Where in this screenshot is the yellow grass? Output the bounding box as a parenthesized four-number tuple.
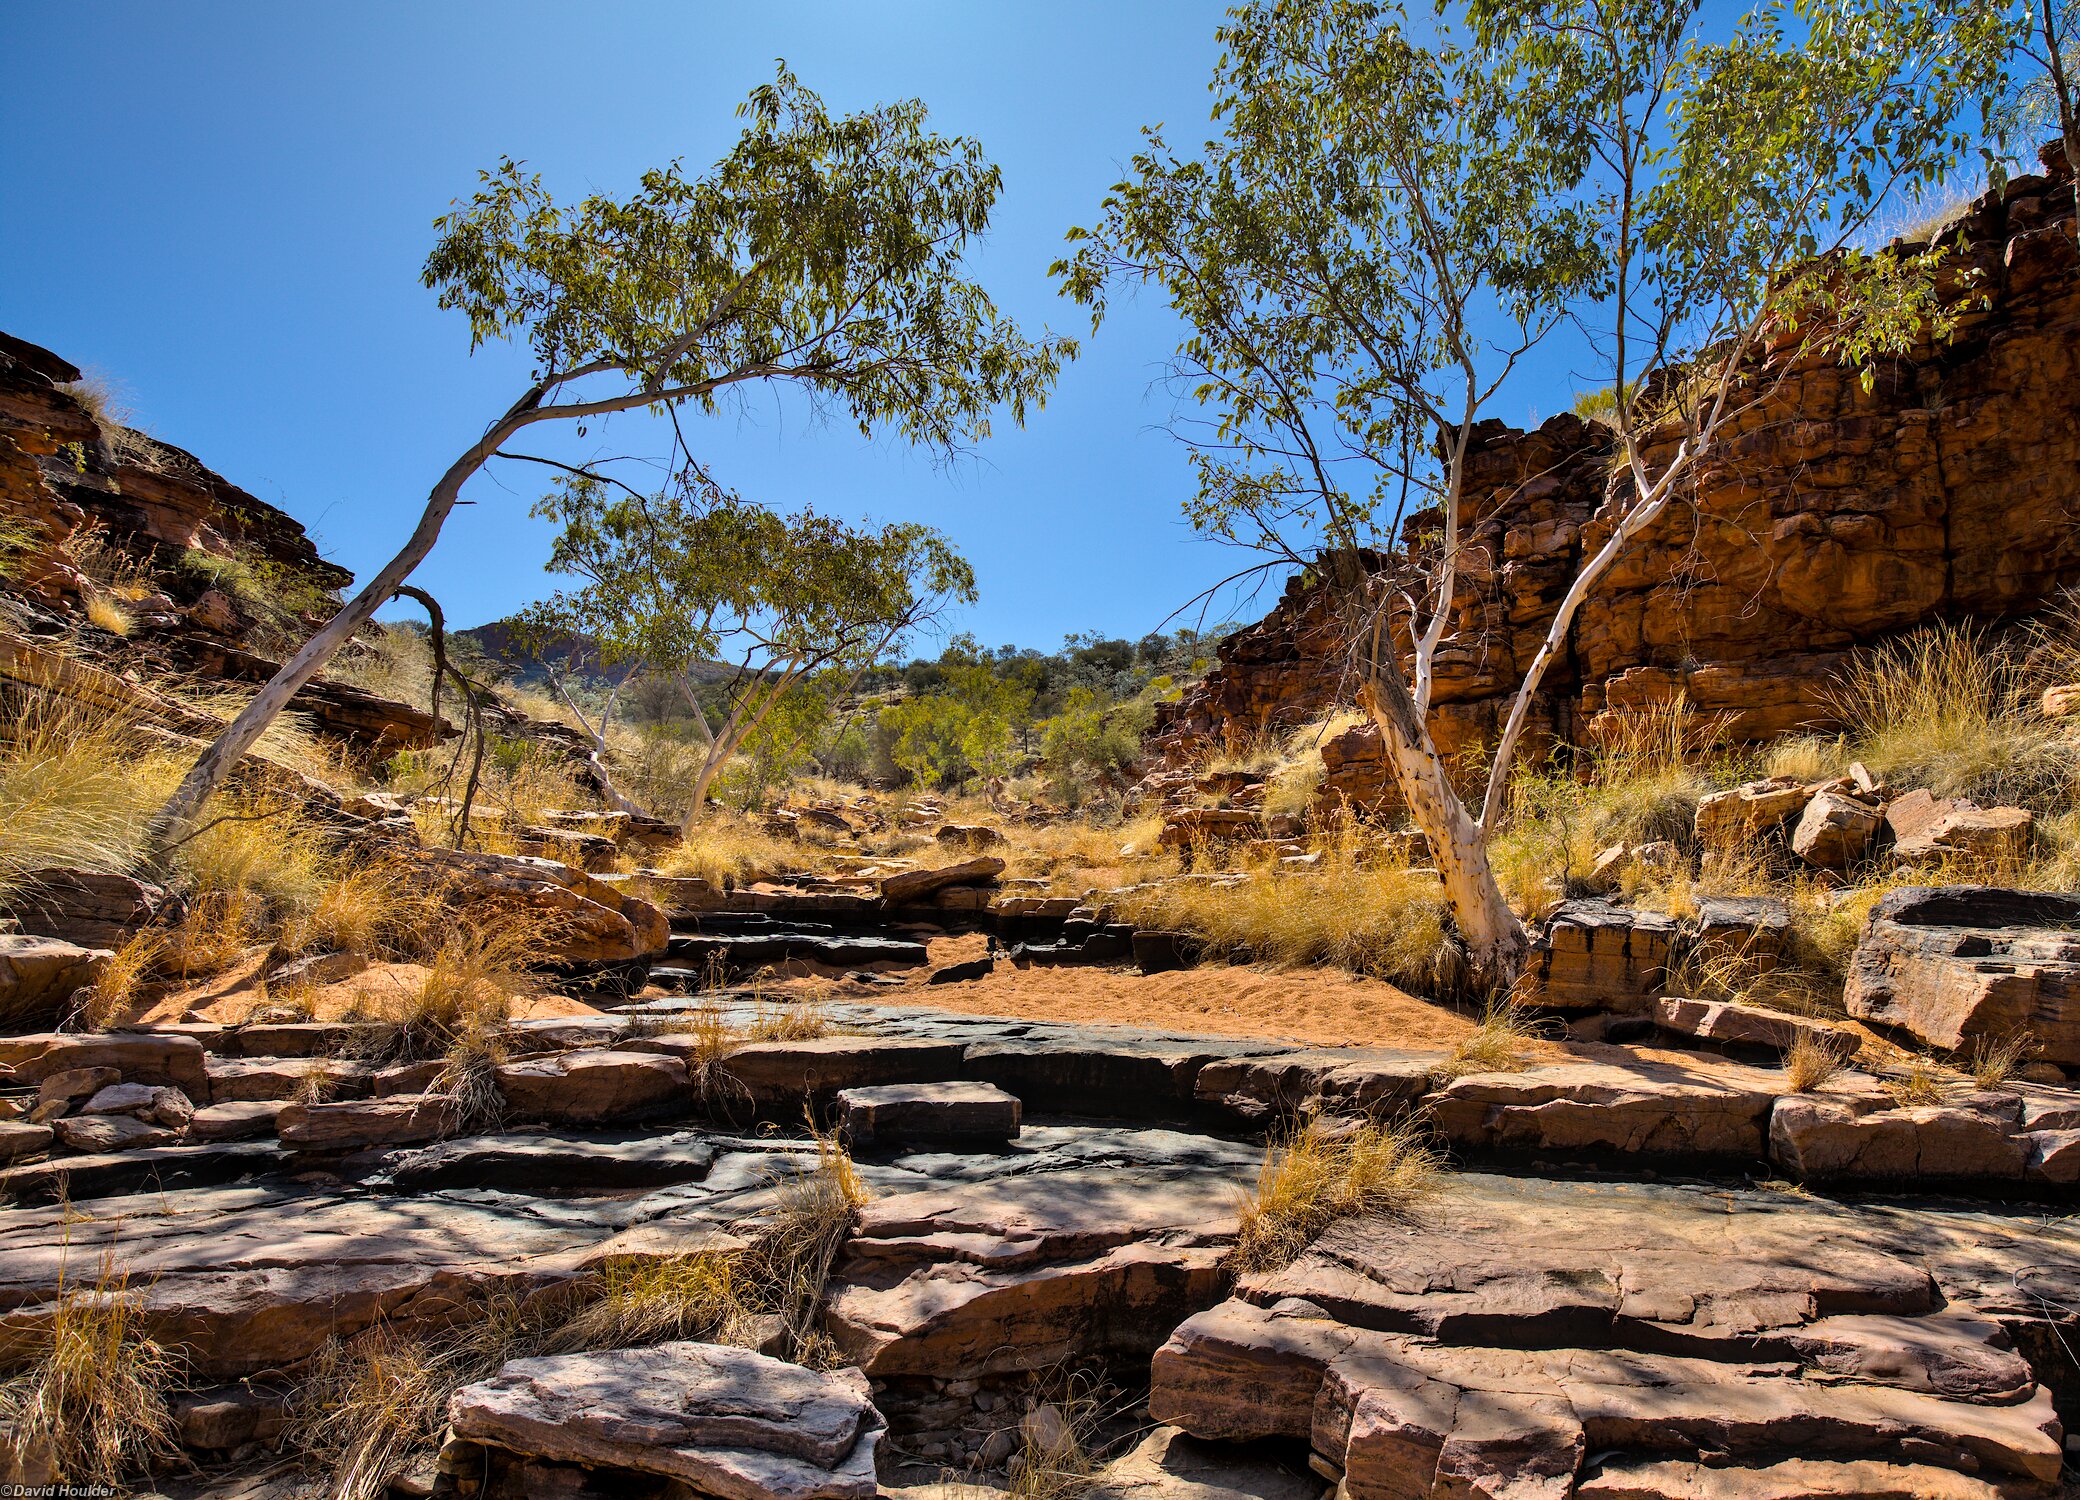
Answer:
(1782, 1031, 1854, 1093)
(1112, 848, 1456, 991)
(1436, 1003, 1543, 1081)
(0, 1262, 181, 1486)
(1232, 1116, 1443, 1273)
(1885, 1054, 1958, 1107)
(0, 695, 180, 904)
(1834, 621, 2076, 814)
(654, 811, 799, 887)
(83, 592, 133, 637)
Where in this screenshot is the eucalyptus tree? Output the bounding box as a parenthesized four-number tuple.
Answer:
(144, 67, 1068, 862)
(1058, 0, 2011, 985)
(522, 470, 974, 827)
(2000, 0, 2077, 219)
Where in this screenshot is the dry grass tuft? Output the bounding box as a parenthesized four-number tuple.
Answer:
(1435, 1003, 1544, 1081)
(82, 593, 133, 637)
(1885, 1054, 1958, 1107)
(348, 910, 545, 1063)
(1967, 1032, 2035, 1091)
(1835, 621, 2077, 815)
(71, 929, 168, 1030)
(1232, 1115, 1443, 1273)
(545, 1252, 748, 1355)
(1008, 1373, 1114, 1500)
(0, 695, 180, 905)
(1782, 1031, 1855, 1093)
(0, 1263, 182, 1486)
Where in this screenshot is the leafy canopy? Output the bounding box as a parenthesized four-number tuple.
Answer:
(1055, 0, 2015, 559)
(424, 64, 1073, 448)
(520, 471, 976, 678)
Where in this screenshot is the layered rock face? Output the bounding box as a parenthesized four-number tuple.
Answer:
(1150, 151, 2080, 810)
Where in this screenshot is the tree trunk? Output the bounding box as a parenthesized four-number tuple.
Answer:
(1355, 672, 1526, 993)
(141, 402, 536, 871)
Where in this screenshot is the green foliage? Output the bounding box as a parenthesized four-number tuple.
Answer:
(423, 64, 1071, 448)
(523, 472, 974, 681)
(1039, 681, 1174, 806)
(178, 547, 339, 631)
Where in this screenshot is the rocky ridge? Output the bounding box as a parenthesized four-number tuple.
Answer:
(1147, 148, 2080, 814)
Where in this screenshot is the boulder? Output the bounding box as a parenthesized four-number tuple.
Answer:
(835, 1081, 1020, 1150)
(1889, 795, 2034, 867)
(1651, 996, 1847, 1055)
(411, 848, 669, 963)
(936, 824, 1005, 850)
(0, 868, 174, 949)
(35, 1065, 121, 1111)
(1768, 1090, 2030, 1182)
(1426, 1056, 1778, 1164)
(494, 1048, 689, 1126)
(1521, 901, 1676, 1011)
(81, 1082, 193, 1129)
(447, 1342, 885, 1500)
(880, 857, 1005, 906)
(1793, 788, 1882, 870)
(1842, 886, 2080, 1063)
(276, 1093, 460, 1150)
(0, 934, 108, 1027)
(826, 1167, 1244, 1380)
(54, 1113, 175, 1152)
(1694, 779, 1812, 849)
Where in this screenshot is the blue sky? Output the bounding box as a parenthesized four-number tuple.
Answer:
(1, 2, 1596, 651)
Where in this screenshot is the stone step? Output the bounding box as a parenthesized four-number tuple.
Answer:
(836, 1081, 1021, 1151)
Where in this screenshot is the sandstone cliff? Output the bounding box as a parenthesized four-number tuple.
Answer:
(1150, 148, 2080, 813)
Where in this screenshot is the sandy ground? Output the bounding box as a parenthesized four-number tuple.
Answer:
(845, 933, 1506, 1051)
(135, 953, 603, 1026)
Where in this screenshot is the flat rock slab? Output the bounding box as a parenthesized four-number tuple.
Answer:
(366, 1130, 717, 1194)
(205, 1055, 375, 1102)
(837, 1081, 1020, 1150)
(716, 1038, 968, 1111)
(961, 1034, 1259, 1120)
(1150, 1172, 2080, 1497)
(0, 1141, 288, 1205)
(449, 1341, 883, 1500)
(0, 1031, 210, 1099)
(827, 1164, 1251, 1379)
(1194, 1048, 1439, 1124)
(1844, 886, 2080, 1064)
(277, 1092, 460, 1151)
(1428, 1056, 1781, 1164)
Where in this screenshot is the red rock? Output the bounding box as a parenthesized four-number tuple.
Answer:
(276, 1093, 460, 1150)
(1792, 789, 1882, 870)
(879, 857, 1004, 905)
(494, 1048, 688, 1126)
(1842, 886, 2080, 1063)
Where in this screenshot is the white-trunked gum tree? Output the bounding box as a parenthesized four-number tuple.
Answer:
(143, 65, 1070, 867)
(1055, 0, 2013, 990)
